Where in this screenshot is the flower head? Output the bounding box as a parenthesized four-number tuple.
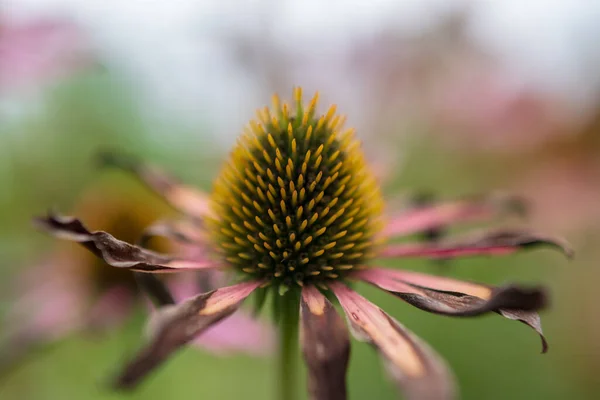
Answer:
(208, 88, 384, 292)
(35, 88, 572, 399)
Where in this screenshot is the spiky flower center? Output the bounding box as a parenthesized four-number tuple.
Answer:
(208, 88, 383, 292)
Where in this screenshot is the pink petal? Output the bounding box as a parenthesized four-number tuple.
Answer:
(378, 230, 573, 260)
(379, 243, 517, 259)
(117, 280, 262, 389)
(161, 271, 273, 355)
(330, 282, 455, 400)
(355, 268, 492, 299)
(355, 268, 549, 352)
(301, 285, 350, 400)
(383, 193, 526, 238)
(356, 268, 547, 315)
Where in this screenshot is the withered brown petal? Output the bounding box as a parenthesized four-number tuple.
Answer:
(34, 214, 221, 272)
(356, 268, 549, 352)
(300, 286, 350, 400)
(116, 280, 261, 389)
(499, 309, 549, 353)
(331, 283, 456, 400)
(383, 193, 527, 238)
(98, 151, 211, 220)
(379, 230, 573, 259)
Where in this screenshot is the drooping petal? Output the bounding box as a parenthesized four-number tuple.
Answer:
(330, 282, 455, 400)
(168, 272, 274, 356)
(116, 280, 262, 389)
(379, 230, 573, 259)
(300, 285, 350, 400)
(355, 268, 546, 314)
(356, 268, 549, 352)
(383, 193, 526, 238)
(34, 214, 222, 272)
(98, 151, 211, 220)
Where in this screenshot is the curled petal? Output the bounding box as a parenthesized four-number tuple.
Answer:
(117, 280, 261, 389)
(168, 272, 275, 356)
(379, 230, 573, 259)
(355, 268, 546, 315)
(34, 214, 222, 272)
(356, 268, 549, 352)
(383, 193, 527, 238)
(98, 151, 211, 220)
(301, 286, 350, 400)
(499, 309, 548, 353)
(330, 282, 455, 400)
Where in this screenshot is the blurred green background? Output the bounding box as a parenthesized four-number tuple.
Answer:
(2, 3, 600, 399)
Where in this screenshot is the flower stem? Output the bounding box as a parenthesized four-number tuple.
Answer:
(277, 290, 300, 400)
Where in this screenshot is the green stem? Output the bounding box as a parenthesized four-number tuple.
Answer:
(277, 291, 300, 400)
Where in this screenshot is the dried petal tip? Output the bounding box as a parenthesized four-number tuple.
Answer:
(491, 285, 548, 311)
(477, 230, 574, 259)
(33, 212, 91, 239)
(357, 269, 549, 316)
(34, 214, 220, 273)
(356, 268, 550, 353)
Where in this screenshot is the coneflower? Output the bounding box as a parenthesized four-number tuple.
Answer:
(35, 88, 571, 400)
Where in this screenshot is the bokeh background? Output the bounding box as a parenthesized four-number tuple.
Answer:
(2, 1, 600, 399)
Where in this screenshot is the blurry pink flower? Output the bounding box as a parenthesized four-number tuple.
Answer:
(0, 18, 91, 92)
(430, 66, 578, 153)
(517, 160, 600, 232)
(510, 110, 600, 233)
(2, 179, 272, 372)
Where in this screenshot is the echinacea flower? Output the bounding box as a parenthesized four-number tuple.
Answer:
(35, 88, 571, 400)
(430, 66, 577, 154)
(3, 179, 271, 372)
(0, 18, 91, 92)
